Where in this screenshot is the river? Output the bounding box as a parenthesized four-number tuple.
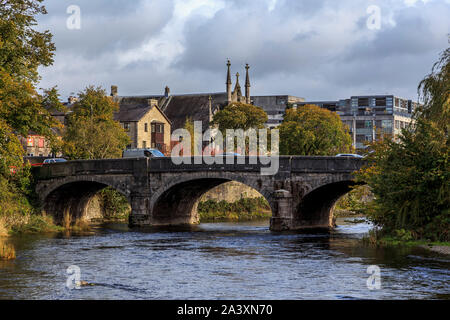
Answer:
(0, 217, 449, 300)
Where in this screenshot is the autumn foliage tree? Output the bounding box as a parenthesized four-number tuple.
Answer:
(279, 105, 353, 155)
(357, 47, 450, 242)
(211, 102, 269, 154)
(211, 102, 268, 131)
(0, 0, 61, 228)
(62, 86, 130, 160)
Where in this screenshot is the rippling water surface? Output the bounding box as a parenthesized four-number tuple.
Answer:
(0, 218, 449, 299)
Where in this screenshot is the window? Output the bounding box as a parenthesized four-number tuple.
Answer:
(365, 121, 372, 128)
(123, 122, 130, 131)
(375, 97, 386, 106)
(144, 123, 148, 132)
(142, 141, 146, 148)
(381, 120, 392, 128)
(358, 98, 369, 106)
(151, 124, 156, 133)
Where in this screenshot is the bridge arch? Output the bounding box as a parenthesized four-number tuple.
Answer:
(294, 179, 362, 229)
(149, 172, 274, 226)
(38, 176, 132, 225)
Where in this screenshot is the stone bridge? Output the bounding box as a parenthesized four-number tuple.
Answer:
(32, 156, 364, 231)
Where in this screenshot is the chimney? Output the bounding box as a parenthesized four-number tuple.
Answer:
(110, 85, 118, 97)
(147, 99, 158, 107)
(164, 86, 170, 98)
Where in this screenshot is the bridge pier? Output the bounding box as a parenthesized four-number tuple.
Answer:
(270, 189, 294, 231)
(129, 193, 151, 226)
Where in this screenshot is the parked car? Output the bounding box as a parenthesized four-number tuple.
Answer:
(43, 158, 68, 164)
(335, 153, 364, 158)
(122, 148, 165, 158)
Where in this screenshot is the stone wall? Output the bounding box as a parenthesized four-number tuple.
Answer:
(200, 181, 262, 202)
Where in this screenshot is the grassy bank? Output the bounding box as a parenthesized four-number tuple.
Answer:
(0, 213, 64, 236)
(362, 228, 450, 255)
(198, 197, 272, 222)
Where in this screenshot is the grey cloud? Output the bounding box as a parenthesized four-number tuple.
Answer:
(37, 0, 450, 103)
(38, 0, 174, 57)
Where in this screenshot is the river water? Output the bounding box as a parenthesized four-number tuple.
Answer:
(0, 217, 448, 300)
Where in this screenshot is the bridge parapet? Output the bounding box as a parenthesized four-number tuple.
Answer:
(32, 158, 148, 180)
(147, 156, 364, 173)
(290, 156, 364, 173)
(32, 156, 364, 179)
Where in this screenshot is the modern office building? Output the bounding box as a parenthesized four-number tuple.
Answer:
(252, 95, 305, 128)
(299, 95, 418, 149)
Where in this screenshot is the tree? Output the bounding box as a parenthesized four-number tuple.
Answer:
(0, 0, 59, 231)
(211, 102, 268, 131)
(279, 105, 353, 155)
(357, 47, 450, 242)
(0, 0, 59, 139)
(62, 86, 130, 160)
(181, 116, 201, 155)
(210, 102, 269, 154)
(0, 0, 55, 83)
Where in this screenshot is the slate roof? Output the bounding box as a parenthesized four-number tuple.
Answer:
(163, 93, 227, 130)
(114, 93, 228, 131)
(113, 95, 163, 122)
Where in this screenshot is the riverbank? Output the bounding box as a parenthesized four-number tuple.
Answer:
(361, 229, 450, 255)
(198, 197, 272, 222)
(420, 245, 450, 255)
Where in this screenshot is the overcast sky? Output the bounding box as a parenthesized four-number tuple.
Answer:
(36, 0, 450, 102)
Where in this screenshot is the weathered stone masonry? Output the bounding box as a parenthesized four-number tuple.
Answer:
(33, 157, 364, 231)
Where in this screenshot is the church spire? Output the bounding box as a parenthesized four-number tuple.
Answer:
(226, 59, 232, 104)
(233, 72, 242, 101)
(245, 64, 250, 104)
(208, 95, 213, 123)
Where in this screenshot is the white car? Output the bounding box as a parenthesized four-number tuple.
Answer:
(335, 153, 364, 158)
(43, 158, 67, 164)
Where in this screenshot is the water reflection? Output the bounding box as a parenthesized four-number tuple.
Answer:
(0, 218, 448, 300)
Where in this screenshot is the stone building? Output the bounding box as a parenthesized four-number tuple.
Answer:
(20, 133, 53, 157)
(112, 94, 172, 153)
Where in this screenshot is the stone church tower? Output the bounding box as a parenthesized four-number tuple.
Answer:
(226, 60, 251, 105)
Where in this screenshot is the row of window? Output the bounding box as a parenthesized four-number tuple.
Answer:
(395, 120, 409, 129)
(26, 137, 46, 148)
(122, 122, 165, 133)
(141, 141, 165, 149)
